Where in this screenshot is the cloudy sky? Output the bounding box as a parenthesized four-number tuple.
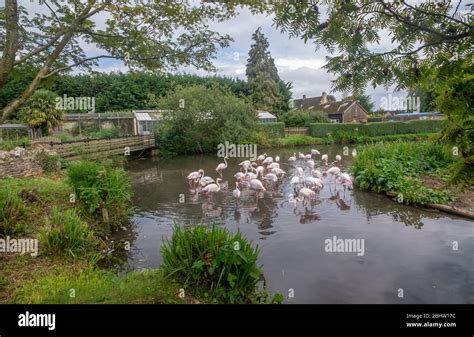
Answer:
(18, 1, 412, 109)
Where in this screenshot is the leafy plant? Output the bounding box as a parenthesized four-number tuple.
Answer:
(66, 160, 132, 228)
(161, 225, 271, 304)
(352, 141, 454, 205)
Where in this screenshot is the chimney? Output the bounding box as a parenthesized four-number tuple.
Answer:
(321, 91, 327, 104)
(302, 94, 306, 100)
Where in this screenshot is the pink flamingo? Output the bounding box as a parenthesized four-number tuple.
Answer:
(201, 178, 222, 202)
(186, 169, 204, 188)
(216, 156, 228, 178)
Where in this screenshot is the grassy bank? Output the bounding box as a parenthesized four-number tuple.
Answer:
(352, 141, 458, 206)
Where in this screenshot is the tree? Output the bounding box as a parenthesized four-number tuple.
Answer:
(149, 85, 257, 155)
(274, 0, 473, 185)
(0, 0, 266, 122)
(407, 86, 437, 112)
(246, 27, 291, 112)
(350, 92, 374, 113)
(18, 89, 63, 135)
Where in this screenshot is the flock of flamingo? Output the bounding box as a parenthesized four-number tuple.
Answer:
(186, 149, 354, 210)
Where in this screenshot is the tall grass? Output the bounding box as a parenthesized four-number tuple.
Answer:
(352, 141, 455, 205)
(39, 207, 95, 257)
(161, 225, 268, 304)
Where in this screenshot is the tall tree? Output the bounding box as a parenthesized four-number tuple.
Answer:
(0, 0, 266, 123)
(246, 27, 291, 112)
(274, 0, 473, 185)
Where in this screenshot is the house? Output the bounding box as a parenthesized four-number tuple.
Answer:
(292, 92, 369, 123)
(257, 111, 277, 123)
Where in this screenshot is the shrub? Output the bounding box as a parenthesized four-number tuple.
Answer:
(35, 150, 61, 173)
(258, 122, 285, 138)
(280, 110, 329, 127)
(352, 141, 454, 205)
(310, 119, 444, 138)
(161, 225, 268, 304)
(66, 160, 132, 227)
(39, 207, 95, 257)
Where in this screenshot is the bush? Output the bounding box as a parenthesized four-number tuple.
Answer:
(155, 85, 257, 155)
(161, 225, 270, 304)
(280, 110, 329, 127)
(39, 207, 95, 257)
(310, 119, 444, 137)
(352, 141, 454, 205)
(258, 122, 285, 138)
(35, 150, 61, 173)
(66, 160, 132, 228)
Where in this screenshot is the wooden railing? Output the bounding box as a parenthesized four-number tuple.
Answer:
(285, 127, 310, 135)
(39, 134, 156, 161)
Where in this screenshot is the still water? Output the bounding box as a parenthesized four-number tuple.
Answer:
(113, 145, 473, 304)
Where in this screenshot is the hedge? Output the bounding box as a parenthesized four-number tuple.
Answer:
(258, 122, 285, 138)
(310, 119, 444, 137)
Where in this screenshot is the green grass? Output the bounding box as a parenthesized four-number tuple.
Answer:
(0, 177, 72, 235)
(10, 265, 193, 304)
(352, 141, 455, 205)
(283, 135, 324, 146)
(0, 138, 31, 151)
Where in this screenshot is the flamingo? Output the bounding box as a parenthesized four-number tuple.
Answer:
(257, 153, 267, 163)
(298, 152, 305, 160)
(338, 173, 353, 191)
(187, 169, 204, 188)
(233, 182, 241, 199)
(288, 153, 296, 162)
(311, 169, 322, 178)
(311, 149, 320, 157)
(216, 156, 228, 178)
(304, 153, 312, 160)
(262, 156, 273, 165)
(201, 178, 222, 201)
(325, 166, 341, 182)
(239, 160, 251, 172)
(306, 160, 315, 169)
(199, 176, 215, 187)
(321, 154, 328, 166)
(269, 162, 280, 169)
(290, 176, 302, 192)
(289, 188, 315, 208)
(249, 178, 266, 203)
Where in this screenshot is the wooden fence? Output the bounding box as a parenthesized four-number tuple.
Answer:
(285, 127, 310, 135)
(39, 134, 156, 161)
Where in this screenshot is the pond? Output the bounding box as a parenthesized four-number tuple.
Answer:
(112, 145, 473, 304)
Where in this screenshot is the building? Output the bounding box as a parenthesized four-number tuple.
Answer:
(292, 92, 369, 123)
(257, 111, 277, 123)
(133, 110, 170, 135)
